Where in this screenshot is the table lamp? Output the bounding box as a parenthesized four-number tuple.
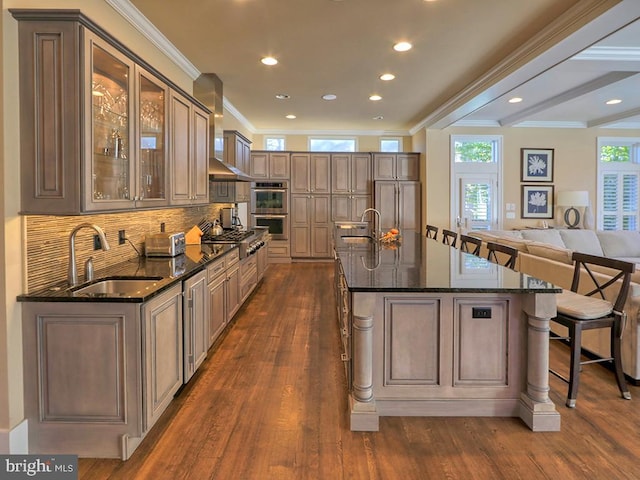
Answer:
(557, 191, 589, 229)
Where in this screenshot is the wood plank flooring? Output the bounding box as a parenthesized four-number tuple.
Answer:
(79, 263, 640, 480)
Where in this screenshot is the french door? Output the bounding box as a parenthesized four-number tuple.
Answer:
(453, 174, 498, 232)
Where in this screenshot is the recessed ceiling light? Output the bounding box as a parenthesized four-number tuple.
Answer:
(393, 42, 412, 52)
(369, 95, 382, 101)
(373, 115, 384, 120)
(261, 56, 278, 66)
(275, 94, 290, 100)
(322, 94, 337, 101)
(508, 97, 523, 103)
(380, 73, 395, 81)
(285, 114, 296, 119)
(606, 99, 622, 105)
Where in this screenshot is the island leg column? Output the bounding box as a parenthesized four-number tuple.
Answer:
(519, 293, 561, 431)
(350, 293, 378, 431)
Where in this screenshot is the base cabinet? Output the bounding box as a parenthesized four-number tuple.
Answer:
(207, 257, 227, 346)
(226, 250, 241, 320)
(183, 270, 209, 383)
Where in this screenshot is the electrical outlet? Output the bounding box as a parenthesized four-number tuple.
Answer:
(472, 307, 492, 319)
(160, 222, 166, 232)
(93, 234, 102, 250)
(118, 230, 126, 245)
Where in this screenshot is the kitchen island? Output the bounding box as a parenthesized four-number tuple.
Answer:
(334, 230, 562, 432)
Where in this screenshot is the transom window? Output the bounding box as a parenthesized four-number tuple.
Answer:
(264, 136, 285, 151)
(380, 137, 401, 152)
(597, 137, 640, 230)
(309, 137, 356, 152)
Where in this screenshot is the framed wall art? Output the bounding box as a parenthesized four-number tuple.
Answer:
(521, 148, 554, 182)
(522, 185, 554, 219)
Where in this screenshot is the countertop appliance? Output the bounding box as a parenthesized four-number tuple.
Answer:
(201, 229, 264, 259)
(221, 207, 242, 229)
(145, 232, 186, 257)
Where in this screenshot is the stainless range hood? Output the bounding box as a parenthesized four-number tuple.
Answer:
(208, 159, 253, 182)
(193, 73, 253, 182)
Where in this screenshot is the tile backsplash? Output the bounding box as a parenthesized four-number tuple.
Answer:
(26, 204, 228, 292)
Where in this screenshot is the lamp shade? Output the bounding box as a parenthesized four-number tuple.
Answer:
(557, 190, 589, 207)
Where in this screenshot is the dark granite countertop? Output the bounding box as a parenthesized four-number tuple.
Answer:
(17, 243, 238, 303)
(334, 230, 561, 293)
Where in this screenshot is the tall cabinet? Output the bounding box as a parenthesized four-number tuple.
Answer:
(12, 9, 209, 214)
(331, 153, 372, 222)
(373, 153, 421, 231)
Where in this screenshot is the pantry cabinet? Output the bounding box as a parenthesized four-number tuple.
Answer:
(291, 194, 332, 258)
(374, 180, 421, 231)
(373, 153, 419, 181)
(12, 10, 209, 214)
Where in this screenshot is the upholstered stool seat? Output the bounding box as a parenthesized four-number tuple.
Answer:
(556, 290, 613, 319)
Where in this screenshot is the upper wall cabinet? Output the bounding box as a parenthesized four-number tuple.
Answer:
(250, 152, 290, 179)
(373, 153, 420, 181)
(12, 10, 209, 214)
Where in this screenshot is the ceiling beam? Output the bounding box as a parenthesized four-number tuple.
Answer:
(587, 106, 640, 127)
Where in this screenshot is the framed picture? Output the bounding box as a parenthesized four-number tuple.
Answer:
(521, 148, 554, 182)
(522, 185, 554, 219)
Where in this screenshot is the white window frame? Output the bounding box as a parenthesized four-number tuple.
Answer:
(380, 137, 402, 152)
(596, 136, 640, 230)
(264, 136, 286, 151)
(450, 135, 503, 231)
(308, 136, 357, 152)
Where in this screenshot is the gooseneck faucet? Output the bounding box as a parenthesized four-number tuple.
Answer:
(68, 223, 110, 286)
(360, 208, 382, 238)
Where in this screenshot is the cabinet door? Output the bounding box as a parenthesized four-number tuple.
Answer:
(398, 181, 421, 230)
(169, 91, 192, 205)
(208, 274, 227, 347)
(331, 154, 351, 194)
(84, 32, 136, 211)
(183, 271, 208, 383)
(269, 153, 290, 178)
(311, 154, 331, 193)
(135, 66, 168, 207)
(226, 264, 241, 320)
(375, 181, 398, 230)
(311, 194, 332, 257)
(351, 195, 371, 221)
(397, 153, 419, 181)
(290, 195, 311, 257)
(250, 152, 269, 178)
(291, 154, 310, 193)
(373, 154, 396, 180)
(332, 196, 352, 222)
(143, 284, 183, 431)
(192, 105, 210, 204)
(352, 154, 372, 193)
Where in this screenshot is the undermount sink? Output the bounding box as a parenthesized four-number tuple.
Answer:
(340, 235, 374, 244)
(335, 221, 369, 230)
(72, 277, 164, 297)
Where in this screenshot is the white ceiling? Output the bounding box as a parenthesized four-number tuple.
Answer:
(123, 0, 640, 134)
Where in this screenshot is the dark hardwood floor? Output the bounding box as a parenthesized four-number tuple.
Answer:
(79, 263, 640, 480)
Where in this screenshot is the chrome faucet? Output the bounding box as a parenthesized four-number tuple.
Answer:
(68, 223, 110, 286)
(360, 208, 381, 238)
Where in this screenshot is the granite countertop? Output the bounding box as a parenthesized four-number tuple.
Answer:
(334, 230, 562, 294)
(17, 243, 238, 303)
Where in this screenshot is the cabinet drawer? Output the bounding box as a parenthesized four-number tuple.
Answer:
(225, 249, 240, 268)
(206, 258, 226, 283)
(268, 243, 290, 257)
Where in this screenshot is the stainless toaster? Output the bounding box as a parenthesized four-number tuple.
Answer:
(145, 232, 186, 257)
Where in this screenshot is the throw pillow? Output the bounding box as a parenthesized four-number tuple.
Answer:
(595, 231, 640, 258)
(558, 230, 604, 256)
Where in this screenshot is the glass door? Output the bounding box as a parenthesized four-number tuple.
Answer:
(86, 33, 135, 210)
(455, 174, 497, 231)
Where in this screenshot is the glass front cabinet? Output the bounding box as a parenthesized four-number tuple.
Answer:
(12, 10, 204, 214)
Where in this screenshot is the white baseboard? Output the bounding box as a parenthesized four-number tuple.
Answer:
(0, 419, 28, 454)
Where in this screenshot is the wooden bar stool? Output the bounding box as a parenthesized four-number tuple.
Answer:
(459, 234, 482, 256)
(485, 242, 518, 270)
(426, 225, 438, 240)
(550, 252, 635, 408)
(442, 229, 458, 247)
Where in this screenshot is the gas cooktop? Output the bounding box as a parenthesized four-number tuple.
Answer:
(201, 229, 256, 243)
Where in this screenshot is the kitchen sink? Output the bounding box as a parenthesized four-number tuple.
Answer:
(340, 235, 374, 244)
(335, 221, 369, 230)
(72, 277, 164, 297)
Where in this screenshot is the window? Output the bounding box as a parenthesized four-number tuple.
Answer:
(265, 136, 285, 151)
(597, 137, 640, 230)
(380, 138, 401, 152)
(450, 135, 502, 231)
(309, 137, 356, 152)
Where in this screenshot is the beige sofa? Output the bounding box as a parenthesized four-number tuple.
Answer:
(470, 228, 640, 382)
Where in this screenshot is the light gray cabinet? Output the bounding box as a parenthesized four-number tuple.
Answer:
(291, 153, 331, 194)
(291, 194, 332, 258)
(226, 250, 241, 320)
(219, 130, 251, 202)
(169, 90, 209, 206)
(250, 151, 290, 179)
(331, 195, 371, 222)
(239, 255, 258, 302)
(142, 284, 183, 431)
(183, 270, 209, 383)
(373, 153, 419, 181)
(331, 153, 371, 194)
(207, 257, 227, 347)
(374, 180, 421, 231)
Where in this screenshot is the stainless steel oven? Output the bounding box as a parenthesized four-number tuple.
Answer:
(251, 181, 288, 214)
(252, 214, 289, 240)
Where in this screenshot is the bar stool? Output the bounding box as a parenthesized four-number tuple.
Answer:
(442, 229, 458, 247)
(485, 242, 518, 270)
(550, 252, 635, 408)
(426, 225, 438, 240)
(459, 234, 482, 256)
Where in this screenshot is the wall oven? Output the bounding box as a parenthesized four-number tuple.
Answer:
(252, 214, 289, 240)
(251, 181, 288, 214)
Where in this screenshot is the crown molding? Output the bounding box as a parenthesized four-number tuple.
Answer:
(223, 98, 256, 133)
(573, 45, 640, 61)
(253, 128, 412, 136)
(105, 0, 200, 80)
